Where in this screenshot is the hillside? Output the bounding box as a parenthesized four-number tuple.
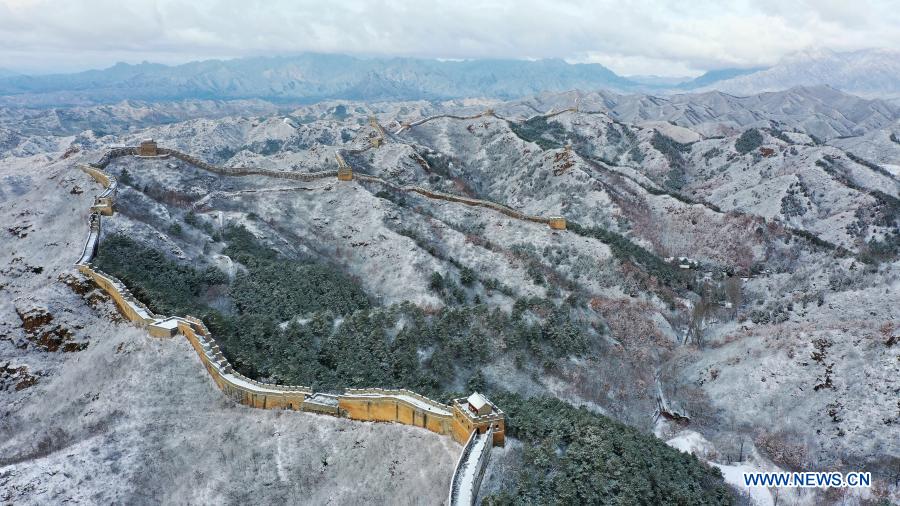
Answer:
(1, 90, 897, 504)
(702, 49, 900, 99)
(0, 153, 460, 504)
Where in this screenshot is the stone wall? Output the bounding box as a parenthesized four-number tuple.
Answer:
(177, 318, 313, 410)
(73, 148, 511, 503)
(339, 388, 454, 437)
(161, 148, 338, 181)
(451, 399, 506, 446)
(448, 428, 495, 506)
(77, 214, 101, 265)
(151, 146, 560, 228)
(77, 264, 157, 325)
(91, 147, 137, 169)
(395, 105, 576, 134)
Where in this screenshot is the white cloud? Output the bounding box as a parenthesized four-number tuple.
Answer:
(1, 0, 898, 75)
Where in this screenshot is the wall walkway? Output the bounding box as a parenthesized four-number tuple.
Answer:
(74, 151, 511, 503)
(91, 144, 564, 228)
(394, 99, 580, 134)
(448, 427, 494, 506)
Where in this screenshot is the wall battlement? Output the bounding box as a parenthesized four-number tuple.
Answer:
(95, 144, 565, 229)
(339, 390, 453, 437)
(393, 102, 579, 135)
(450, 397, 506, 447)
(448, 427, 494, 506)
(74, 148, 512, 501)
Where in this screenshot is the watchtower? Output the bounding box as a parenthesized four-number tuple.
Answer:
(138, 139, 158, 157)
(548, 216, 566, 230)
(91, 196, 114, 216)
(335, 153, 353, 181)
(450, 392, 505, 446)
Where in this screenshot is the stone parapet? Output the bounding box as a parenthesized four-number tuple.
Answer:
(72, 144, 515, 503)
(448, 427, 494, 506)
(338, 389, 454, 436)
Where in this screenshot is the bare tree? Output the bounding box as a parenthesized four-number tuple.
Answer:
(689, 295, 713, 348)
(725, 276, 742, 317)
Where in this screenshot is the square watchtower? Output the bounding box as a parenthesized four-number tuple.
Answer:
(450, 392, 505, 446)
(138, 139, 158, 157)
(548, 216, 566, 230)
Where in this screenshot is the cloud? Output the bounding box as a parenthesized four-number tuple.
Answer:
(1, 0, 898, 75)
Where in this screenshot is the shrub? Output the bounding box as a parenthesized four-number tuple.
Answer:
(459, 266, 476, 286)
(734, 128, 763, 154)
(429, 271, 445, 292)
(484, 393, 734, 505)
(118, 168, 134, 186)
(509, 116, 566, 150)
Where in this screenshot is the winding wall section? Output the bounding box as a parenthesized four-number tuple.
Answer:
(448, 427, 494, 505)
(394, 101, 580, 134)
(74, 149, 513, 503)
(90, 144, 564, 228)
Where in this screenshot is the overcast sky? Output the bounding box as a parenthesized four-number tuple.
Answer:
(2, 0, 898, 76)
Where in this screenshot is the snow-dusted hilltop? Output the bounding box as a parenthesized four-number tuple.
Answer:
(2, 89, 898, 504)
(700, 48, 900, 98)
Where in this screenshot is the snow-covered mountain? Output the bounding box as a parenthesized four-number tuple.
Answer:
(3, 49, 900, 107)
(505, 86, 900, 139)
(0, 54, 636, 106)
(702, 48, 900, 98)
(2, 82, 899, 504)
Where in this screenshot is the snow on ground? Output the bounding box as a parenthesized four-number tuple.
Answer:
(666, 430, 716, 458)
(0, 153, 459, 505)
(640, 121, 702, 144)
(454, 431, 490, 505)
(666, 429, 816, 506)
(711, 462, 776, 506)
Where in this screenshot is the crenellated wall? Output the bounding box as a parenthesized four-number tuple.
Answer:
(393, 104, 578, 134)
(448, 428, 494, 506)
(394, 110, 494, 134)
(161, 148, 339, 181)
(73, 148, 512, 502)
(450, 398, 506, 447)
(176, 318, 313, 409)
(97, 145, 563, 228)
(77, 263, 157, 325)
(339, 388, 454, 437)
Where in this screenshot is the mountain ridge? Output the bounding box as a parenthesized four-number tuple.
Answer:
(702, 48, 900, 98)
(2, 49, 899, 107)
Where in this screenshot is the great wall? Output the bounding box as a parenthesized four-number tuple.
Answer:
(392, 96, 581, 134)
(71, 135, 571, 504)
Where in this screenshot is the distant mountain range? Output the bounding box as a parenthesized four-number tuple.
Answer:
(0, 55, 634, 105)
(0, 49, 898, 106)
(698, 48, 900, 98)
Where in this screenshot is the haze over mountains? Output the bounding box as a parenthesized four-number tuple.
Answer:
(1, 48, 899, 107)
